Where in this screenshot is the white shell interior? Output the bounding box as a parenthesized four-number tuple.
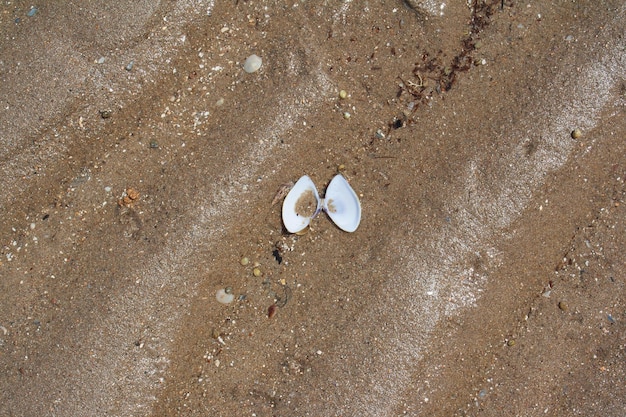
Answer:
(281, 175, 321, 233)
(322, 174, 361, 232)
(282, 174, 361, 233)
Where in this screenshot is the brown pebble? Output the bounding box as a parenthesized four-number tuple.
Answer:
(507, 339, 516, 346)
(571, 128, 582, 139)
(268, 304, 277, 319)
(558, 301, 569, 311)
(118, 187, 140, 207)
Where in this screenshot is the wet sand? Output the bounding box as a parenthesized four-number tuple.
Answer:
(1, 1, 625, 416)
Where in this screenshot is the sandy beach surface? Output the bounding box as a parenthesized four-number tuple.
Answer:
(1, 1, 625, 415)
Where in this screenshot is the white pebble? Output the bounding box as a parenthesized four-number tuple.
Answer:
(243, 54, 262, 73)
(216, 288, 234, 304)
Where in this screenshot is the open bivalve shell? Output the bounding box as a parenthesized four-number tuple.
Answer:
(322, 174, 361, 232)
(282, 174, 361, 233)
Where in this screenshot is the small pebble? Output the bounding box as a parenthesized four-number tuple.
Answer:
(343, 112, 351, 119)
(240, 257, 249, 266)
(571, 128, 582, 139)
(97, 57, 106, 64)
(149, 141, 159, 149)
(125, 61, 134, 71)
(216, 287, 234, 304)
(558, 301, 568, 311)
(507, 339, 516, 346)
(268, 304, 277, 318)
(100, 110, 112, 119)
(253, 267, 262, 277)
(27, 8, 38, 17)
(243, 54, 262, 73)
(339, 90, 348, 99)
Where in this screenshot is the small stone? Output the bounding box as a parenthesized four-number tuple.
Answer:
(240, 257, 249, 266)
(27, 8, 38, 17)
(268, 304, 277, 319)
(149, 141, 159, 149)
(343, 112, 351, 119)
(571, 128, 582, 139)
(253, 267, 262, 277)
(100, 110, 112, 119)
(339, 90, 348, 99)
(118, 187, 140, 207)
(243, 54, 262, 73)
(507, 339, 516, 346)
(125, 61, 134, 71)
(558, 301, 569, 311)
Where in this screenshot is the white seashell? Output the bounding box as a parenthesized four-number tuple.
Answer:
(216, 288, 234, 304)
(281, 174, 361, 233)
(243, 54, 262, 73)
(281, 175, 321, 233)
(322, 174, 361, 232)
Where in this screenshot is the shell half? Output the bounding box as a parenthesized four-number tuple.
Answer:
(281, 175, 321, 233)
(323, 174, 361, 232)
